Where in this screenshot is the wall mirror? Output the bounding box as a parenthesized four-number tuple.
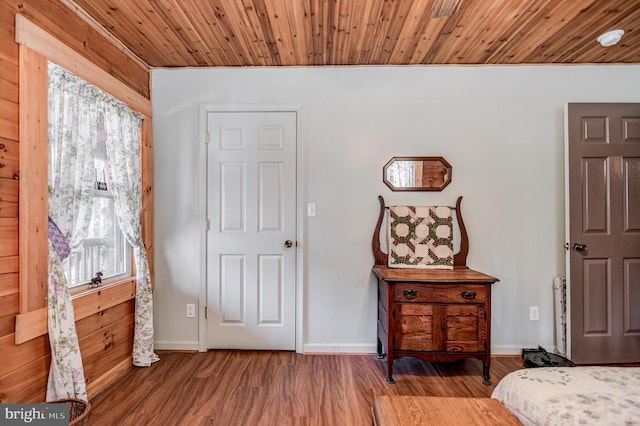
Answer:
(383, 156, 452, 191)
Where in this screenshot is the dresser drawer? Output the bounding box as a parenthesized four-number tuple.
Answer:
(393, 284, 487, 303)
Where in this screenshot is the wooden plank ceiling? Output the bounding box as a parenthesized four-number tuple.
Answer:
(68, 0, 640, 67)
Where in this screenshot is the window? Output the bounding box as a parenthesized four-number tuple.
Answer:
(48, 63, 133, 289)
(15, 15, 153, 346)
(60, 161, 132, 288)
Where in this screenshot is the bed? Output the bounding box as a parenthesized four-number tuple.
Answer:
(491, 367, 640, 425)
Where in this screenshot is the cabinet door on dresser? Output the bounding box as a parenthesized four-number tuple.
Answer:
(397, 304, 439, 351)
(445, 304, 487, 352)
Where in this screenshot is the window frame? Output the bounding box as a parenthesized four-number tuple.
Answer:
(14, 15, 152, 345)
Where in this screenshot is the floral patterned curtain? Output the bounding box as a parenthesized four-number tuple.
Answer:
(46, 240, 88, 401)
(48, 64, 97, 255)
(46, 62, 94, 401)
(104, 103, 159, 367)
(46, 62, 158, 401)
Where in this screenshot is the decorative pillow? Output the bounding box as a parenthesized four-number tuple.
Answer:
(388, 205, 453, 269)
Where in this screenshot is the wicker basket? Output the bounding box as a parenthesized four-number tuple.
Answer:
(50, 398, 91, 426)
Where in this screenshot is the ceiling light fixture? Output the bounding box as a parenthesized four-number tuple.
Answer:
(597, 29, 624, 47)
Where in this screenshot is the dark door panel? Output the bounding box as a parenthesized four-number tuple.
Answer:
(568, 103, 640, 364)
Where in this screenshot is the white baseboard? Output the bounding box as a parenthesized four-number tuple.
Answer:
(303, 343, 377, 354)
(153, 341, 527, 355)
(154, 340, 200, 351)
(492, 341, 556, 356)
(491, 345, 525, 355)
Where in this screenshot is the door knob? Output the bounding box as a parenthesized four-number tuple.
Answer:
(284, 240, 293, 248)
(573, 243, 587, 252)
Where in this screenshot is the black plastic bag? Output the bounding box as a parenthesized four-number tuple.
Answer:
(522, 346, 575, 368)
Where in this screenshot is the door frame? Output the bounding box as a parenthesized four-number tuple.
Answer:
(197, 104, 305, 353)
(563, 103, 573, 359)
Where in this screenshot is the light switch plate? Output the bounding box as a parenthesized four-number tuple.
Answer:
(307, 203, 317, 217)
(186, 304, 196, 318)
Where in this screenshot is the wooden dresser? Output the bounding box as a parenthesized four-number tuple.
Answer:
(371, 195, 499, 385)
(373, 266, 498, 385)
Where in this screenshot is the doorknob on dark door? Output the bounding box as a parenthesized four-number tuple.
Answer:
(284, 240, 293, 248)
(573, 243, 587, 252)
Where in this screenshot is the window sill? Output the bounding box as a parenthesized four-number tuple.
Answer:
(70, 274, 135, 299)
(14, 277, 136, 345)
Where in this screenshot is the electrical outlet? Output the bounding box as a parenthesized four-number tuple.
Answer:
(529, 306, 539, 321)
(186, 304, 196, 318)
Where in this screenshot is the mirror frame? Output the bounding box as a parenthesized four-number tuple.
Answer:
(383, 156, 452, 191)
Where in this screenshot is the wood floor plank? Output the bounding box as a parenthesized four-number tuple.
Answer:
(88, 351, 524, 425)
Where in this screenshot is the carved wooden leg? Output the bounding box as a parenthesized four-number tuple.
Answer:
(386, 356, 396, 384)
(482, 359, 492, 386)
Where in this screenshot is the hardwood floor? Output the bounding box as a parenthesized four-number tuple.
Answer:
(88, 351, 524, 425)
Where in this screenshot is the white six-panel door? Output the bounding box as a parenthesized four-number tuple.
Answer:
(206, 111, 297, 350)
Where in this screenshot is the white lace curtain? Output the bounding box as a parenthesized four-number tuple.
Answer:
(103, 87, 159, 367)
(46, 62, 158, 401)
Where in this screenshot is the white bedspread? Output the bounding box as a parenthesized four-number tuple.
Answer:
(492, 367, 640, 426)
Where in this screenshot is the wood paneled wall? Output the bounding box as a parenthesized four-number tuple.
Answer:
(0, 0, 151, 403)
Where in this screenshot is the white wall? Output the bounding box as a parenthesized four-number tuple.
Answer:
(151, 65, 640, 354)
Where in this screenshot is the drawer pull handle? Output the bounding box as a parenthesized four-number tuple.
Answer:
(403, 289, 418, 299)
(461, 291, 477, 299)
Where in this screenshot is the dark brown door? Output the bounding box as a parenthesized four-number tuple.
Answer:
(568, 103, 640, 364)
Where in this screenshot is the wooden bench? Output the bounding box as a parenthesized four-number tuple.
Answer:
(372, 396, 520, 425)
